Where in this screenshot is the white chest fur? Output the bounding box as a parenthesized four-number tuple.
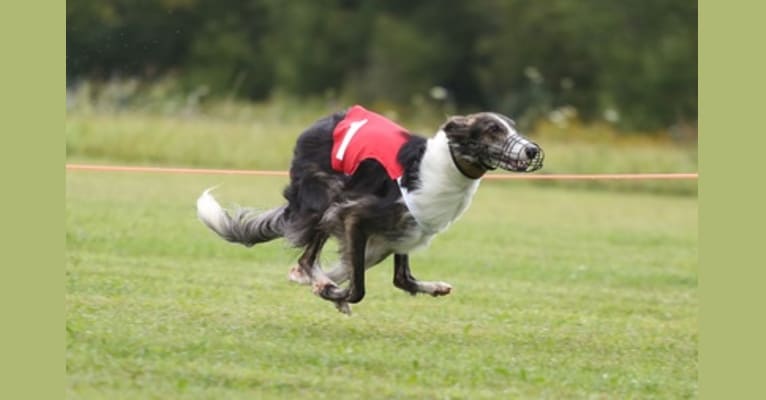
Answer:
(399, 131, 480, 243)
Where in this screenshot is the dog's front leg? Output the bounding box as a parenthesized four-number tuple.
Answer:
(316, 217, 368, 306)
(345, 223, 368, 304)
(393, 253, 452, 296)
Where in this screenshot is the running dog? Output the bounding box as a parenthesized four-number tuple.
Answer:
(197, 105, 544, 314)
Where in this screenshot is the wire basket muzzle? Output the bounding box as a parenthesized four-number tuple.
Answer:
(484, 135, 545, 172)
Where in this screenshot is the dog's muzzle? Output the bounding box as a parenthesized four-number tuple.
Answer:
(482, 135, 544, 172)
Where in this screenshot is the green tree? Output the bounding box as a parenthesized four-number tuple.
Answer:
(66, 0, 698, 132)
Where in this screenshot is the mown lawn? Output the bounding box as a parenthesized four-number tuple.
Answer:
(66, 171, 697, 399)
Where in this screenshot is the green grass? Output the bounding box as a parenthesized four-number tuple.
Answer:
(66, 171, 697, 399)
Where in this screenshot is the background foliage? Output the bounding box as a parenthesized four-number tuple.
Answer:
(67, 0, 697, 132)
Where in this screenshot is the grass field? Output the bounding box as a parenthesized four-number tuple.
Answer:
(66, 171, 697, 399)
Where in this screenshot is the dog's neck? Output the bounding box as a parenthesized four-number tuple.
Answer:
(399, 131, 481, 234)
(448, 146, 487, 180)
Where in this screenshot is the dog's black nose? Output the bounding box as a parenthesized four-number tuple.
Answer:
(525, 146, 539, 160)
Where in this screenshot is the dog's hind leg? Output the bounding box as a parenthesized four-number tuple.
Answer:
(393, 253, 452, 296)
(292, 233, 352, 313)
(294, 233, 331, 285)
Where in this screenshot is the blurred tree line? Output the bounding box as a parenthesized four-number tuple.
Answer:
(67, 0, 697, 132)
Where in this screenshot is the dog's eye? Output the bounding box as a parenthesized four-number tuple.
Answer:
(487, 123, 502, 134)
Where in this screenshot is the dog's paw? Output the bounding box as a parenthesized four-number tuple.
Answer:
(421, 281, 452, 297)
(287, 265, 312, 285)
(312, 280, 349, 301)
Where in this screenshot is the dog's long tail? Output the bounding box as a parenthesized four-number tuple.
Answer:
(196, 188, 286, 247)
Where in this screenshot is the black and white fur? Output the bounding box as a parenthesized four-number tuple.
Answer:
(197, 109, 543, 314)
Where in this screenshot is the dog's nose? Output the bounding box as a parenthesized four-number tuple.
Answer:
(525, 146, 539, 160)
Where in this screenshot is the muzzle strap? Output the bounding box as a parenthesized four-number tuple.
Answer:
(448, 145, 486, 179)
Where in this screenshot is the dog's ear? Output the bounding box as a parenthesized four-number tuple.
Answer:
(442, 116, 471, 138)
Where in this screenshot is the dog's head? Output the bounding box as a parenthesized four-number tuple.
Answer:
(441, 112, 544, 173)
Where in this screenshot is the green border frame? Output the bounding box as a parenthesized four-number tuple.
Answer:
(699, 0, 766, 399)
(0, 1, 64, 398)
(2, 0, 764, 398)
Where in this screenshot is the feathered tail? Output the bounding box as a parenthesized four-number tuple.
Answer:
(196, 188, 286, 247)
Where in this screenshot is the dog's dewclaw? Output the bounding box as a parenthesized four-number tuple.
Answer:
(335, 302, 352, 315)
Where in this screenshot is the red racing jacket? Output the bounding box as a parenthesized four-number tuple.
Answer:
(331, 105, 409, 180)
